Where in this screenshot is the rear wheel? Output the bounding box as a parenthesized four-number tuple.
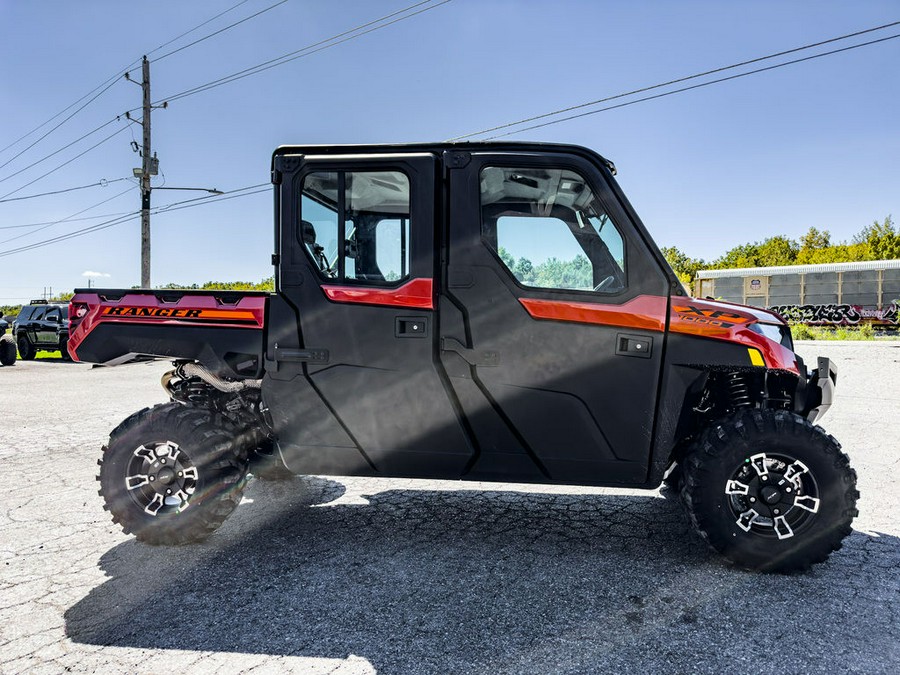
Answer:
(0, 335, 16, 366)
(16, 334, 35, 360)
(681, 409, 858, 572)
(98, 403, 249, 544)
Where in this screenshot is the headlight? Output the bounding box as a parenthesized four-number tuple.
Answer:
(748, 322, 793, 350)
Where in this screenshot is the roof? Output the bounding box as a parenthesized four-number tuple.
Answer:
(271, 140, 618, 175)
(696, 259, 900, 279)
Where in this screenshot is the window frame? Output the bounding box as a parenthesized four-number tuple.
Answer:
(478, 162, 629, 297)
(297, 167, 414, 288)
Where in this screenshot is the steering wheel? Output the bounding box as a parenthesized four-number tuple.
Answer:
(593, 275, 616, 292)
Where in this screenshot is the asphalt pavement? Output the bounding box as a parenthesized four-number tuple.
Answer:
(1, 342, 898, 674)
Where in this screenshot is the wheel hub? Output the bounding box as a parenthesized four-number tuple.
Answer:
(125, 441, 199, 516)
(724, 452, 821, 540)
(760, 485, 782, 505)
(157, 467, 177, 485)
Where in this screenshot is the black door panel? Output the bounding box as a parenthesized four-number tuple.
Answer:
(267, 153, 473, 477)
(441, 152, 669, 485)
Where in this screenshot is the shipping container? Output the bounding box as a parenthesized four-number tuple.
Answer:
(694, 259, 900, 325)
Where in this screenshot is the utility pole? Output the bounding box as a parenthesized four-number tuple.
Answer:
(140, 56, 152, 288)
(126, 56, 159, 288)
(125, 60, 217, 288)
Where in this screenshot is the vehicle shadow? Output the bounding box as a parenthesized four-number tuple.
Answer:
(65, 478, 899, 673)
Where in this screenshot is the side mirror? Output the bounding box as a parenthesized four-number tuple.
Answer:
(47, 314, 60, 323)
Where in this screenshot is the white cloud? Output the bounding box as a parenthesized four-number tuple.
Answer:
(82, 271, 111, 278)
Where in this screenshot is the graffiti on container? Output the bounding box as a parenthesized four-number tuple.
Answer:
(858, 303, 898, 324)
(768, 302, 899, 325)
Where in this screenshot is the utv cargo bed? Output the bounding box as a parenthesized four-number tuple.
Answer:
(69, 289, 268, 378)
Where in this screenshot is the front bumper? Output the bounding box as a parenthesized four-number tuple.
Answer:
(801, 357, 837, 423)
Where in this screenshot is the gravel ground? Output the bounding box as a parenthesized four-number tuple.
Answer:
(1, 341, 898, 674)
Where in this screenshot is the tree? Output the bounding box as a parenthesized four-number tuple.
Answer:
(756, 235, 798, 267)
(1, 304, 22, 319)
(654, 216, 897, 280)
(533, 255, 594, 290)
(711, 242, 762, 269)
(513, 257, 535, 285)
(660, 246, 706, 285)
(796, 227, 832, 264)
(799, 226, 831, 251)
(853, 216, 899, 260)
(498, 247, 516, 271)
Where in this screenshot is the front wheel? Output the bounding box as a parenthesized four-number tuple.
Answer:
(17, 334, 35, 360)
(0, 335, 16, 366)
(681, 409, 858, 572)
(98, 403, 249, 545)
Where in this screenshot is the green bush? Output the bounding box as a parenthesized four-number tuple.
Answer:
(790, 323, 815, 340)
(792, 324, 879, 341)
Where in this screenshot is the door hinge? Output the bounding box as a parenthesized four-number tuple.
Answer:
(441, 337, 499, 366)
(442, 150, 471, 169)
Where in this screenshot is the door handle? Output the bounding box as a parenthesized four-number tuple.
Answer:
(616, 333, 652, 359)
(395, 316, 428, 338)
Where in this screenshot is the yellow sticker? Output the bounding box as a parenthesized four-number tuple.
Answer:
(748, 348, 765, 367)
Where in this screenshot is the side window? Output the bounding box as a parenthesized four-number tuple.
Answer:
(480, 166, 626, 293)
(299, 170, 411, 284)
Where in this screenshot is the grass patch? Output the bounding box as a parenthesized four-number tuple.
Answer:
(15, 349, 64, 360)
(790, 323, 879, 341)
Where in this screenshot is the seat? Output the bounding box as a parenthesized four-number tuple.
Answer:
(300, 220, 332, 275)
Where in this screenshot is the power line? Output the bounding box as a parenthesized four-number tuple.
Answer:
(0, 177, 131, 204)
(0, 2, 270, 176)
(0, 186, 136, 246)
(0, 212, 141, 258)
(0, 126, 129, 201)
(0, 78, 124, 173)
(0, 1, 447, 195)
(0, 211, 134, 231)
(153, 183, 269, 211)
(0, 183, 268, 257)
(0, 118, 120, 187)
(152, 0, 290, 63)
(145, 0, 253, 60)
(451, 19, 900, 141)
(479, 32, 900, 140)
(157, 0, 451, 104)
(0, 64, 137, 160)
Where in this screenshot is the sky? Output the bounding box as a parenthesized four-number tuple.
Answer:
(0, 0, 898, 305)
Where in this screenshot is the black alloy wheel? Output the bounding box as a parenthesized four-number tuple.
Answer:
(681, 409, 858, 572)
(99, 403, 249, 544)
